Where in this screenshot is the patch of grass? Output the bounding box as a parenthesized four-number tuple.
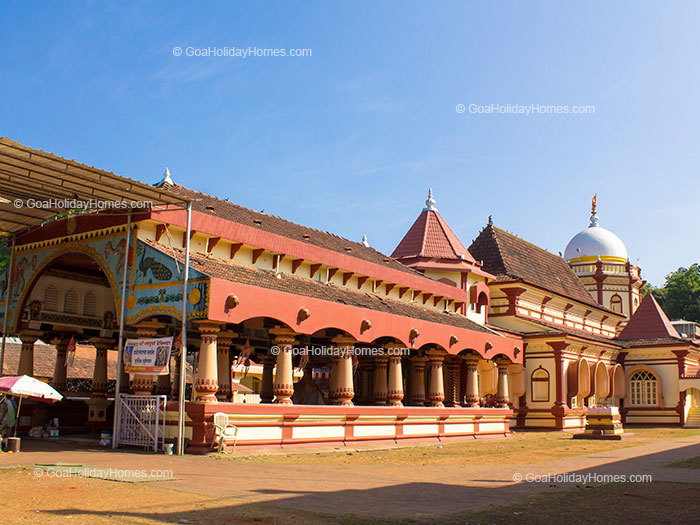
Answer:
(666, 456, 700, 469)
(449, 482, 700, 524)
(220, 427, 700, 467)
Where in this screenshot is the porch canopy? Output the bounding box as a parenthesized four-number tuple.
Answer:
(0, 137, 191, 236)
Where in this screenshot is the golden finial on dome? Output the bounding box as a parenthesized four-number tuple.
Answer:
(590, 194, 599, 226)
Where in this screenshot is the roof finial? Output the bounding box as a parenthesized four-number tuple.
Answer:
(487, 215, 493, 226)
(361, 234, 370, 247)
(589, 194, 599, 227)
(156, 167, 174, 188)
(424, 188, 437, 211)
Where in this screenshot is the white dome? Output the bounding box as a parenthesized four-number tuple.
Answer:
(564, 214, 628, 261)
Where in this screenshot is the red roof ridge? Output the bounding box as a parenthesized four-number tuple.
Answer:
(392, 208, 476, 263)
(618, 293, 681, 340)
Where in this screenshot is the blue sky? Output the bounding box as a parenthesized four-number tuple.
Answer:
(2, 2, 699, 285)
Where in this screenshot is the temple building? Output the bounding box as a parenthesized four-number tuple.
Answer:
(564, 197, 643, 320)
(0, 137, 698, 454)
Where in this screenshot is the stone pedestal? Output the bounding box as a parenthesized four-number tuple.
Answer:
(573, 407, 633, 440)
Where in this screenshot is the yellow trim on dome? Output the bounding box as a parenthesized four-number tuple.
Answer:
(568, 255, 628, 264)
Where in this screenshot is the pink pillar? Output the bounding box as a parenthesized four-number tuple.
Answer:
(464, 358, 480, 407)
(427, 351, 445, 407)
(496, 360, 511, 408)
(410, 355, 427, 406)
(373, 355, 388, 405)
(386, 344, 404, 407)
(270, 327, 296, 404)
(331, 336, 355, 406)
(194, 322, 221, 403)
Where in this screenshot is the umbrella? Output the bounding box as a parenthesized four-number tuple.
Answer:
(0, 375, 63, 437)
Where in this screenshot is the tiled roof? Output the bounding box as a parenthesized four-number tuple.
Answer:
(145, 239, 494, 334)
(468, 223, 608, 311)
(508, 318, 623, 346)
(392, 209, 476, 262)
(1, 343, 118, 380)
(618, 294, 682, 341)
(165, 184, 424, 278)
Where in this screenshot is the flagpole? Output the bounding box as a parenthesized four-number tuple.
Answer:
(111, 210, 132, 449)
(1, 236, 16, 377)
(177, 201, 192, 456)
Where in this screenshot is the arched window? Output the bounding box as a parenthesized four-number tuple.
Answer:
(64, 288, 79, 314)
(43, 285, 59, 312)
(530, 366, 550, 402)
(83, 291, 97, 317)
(629, 370, 658, 406)
(610, 294, 623, 314)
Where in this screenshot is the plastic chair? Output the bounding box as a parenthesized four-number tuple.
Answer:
(212, 412, 238, 454)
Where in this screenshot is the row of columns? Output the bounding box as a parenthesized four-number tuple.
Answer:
(15, 322, 511, 409)
(243, 327, 511, 408)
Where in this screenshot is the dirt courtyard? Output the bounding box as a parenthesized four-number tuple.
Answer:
(1, 428, 699, 524)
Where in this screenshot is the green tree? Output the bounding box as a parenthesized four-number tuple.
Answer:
(652, 264, 700, 323)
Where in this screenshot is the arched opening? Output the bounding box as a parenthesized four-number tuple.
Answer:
(610, 294, 623, 314)
(530, 366, 550, 402)
(592, 361, 610, 406)
(629, 369, 660, 406)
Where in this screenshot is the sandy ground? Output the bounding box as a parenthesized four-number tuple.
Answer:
(0, 429, 699, 523)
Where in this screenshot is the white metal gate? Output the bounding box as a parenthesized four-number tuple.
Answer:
(116, 394, 166, 452)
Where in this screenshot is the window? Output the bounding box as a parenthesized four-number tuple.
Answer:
(83, 291, 97, 317)
(64, 288, 79, 314)
(629, 370, 658, 406)
(610, 294, 623, 314)
(530, 367, 550, 402)
(43, 285, 59, 312)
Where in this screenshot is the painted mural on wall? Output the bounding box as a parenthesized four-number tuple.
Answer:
(124, 239, 209, 325)
(0, 233, 210, 332)
(0, 230, 129, 332)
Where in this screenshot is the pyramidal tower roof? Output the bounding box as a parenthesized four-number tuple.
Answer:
(617, 293, 681, 340)
(392, 189, 476, 262)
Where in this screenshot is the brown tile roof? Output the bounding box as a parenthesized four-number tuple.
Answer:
(392, 209, 476, 262)
(468, 223, 610, 311)
(618, 294, 682, 340)
(1, 343, 118, 380)
(505, 317, 623, 346)
(165, 184, 425, 278)
(145, 239, 494, 335)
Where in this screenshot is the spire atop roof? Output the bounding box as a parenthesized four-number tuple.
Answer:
(361, 234, 369, 247)
(392, 191, 476, 263)
(424, 188, 437, 211)
(156, 167, 174, 188)
(590, 194, 599, 227)
(617, 293, 681, 340)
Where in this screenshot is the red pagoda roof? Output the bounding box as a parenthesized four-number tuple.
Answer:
(392, 208, 476, 262)
(617, 293, 681, 340)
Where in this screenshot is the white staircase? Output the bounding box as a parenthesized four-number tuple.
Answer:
(685, 407, 700, 428)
